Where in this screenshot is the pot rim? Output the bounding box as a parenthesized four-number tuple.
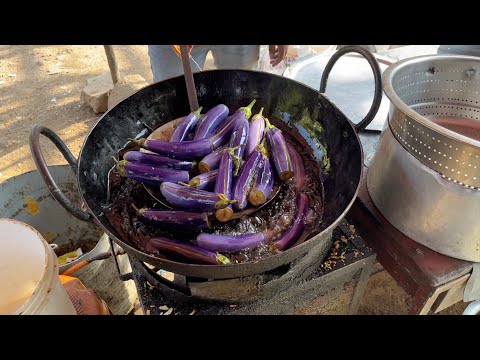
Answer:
(383, 54, 480, 149)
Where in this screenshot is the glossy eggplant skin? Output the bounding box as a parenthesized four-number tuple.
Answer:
(264, 118, 294, 181)
(287, 143, 306, 190)
(249, 157, 274, 206)
(160, 182, 224, 212)
(209, 115, 240, 150)
(193, 104, 229, 140)
(198, 145, 227, 173)
(115, 160, 189, 185)
(245, 108, 266, 159)
(214, 150, 234, 222)
(228, 117, 249, 176)
(197, 232, 268, 253)
(133, 137, 213, 160)
(232, 147, 264, 211)
(273, 193, 309, 251)
(123, 151, 194, 171)
(182, 170, 218, 191)
(137, 208, 210, 230)
(209, 99, 256, 149)
(170, 107, 203, 142)
(147, 237, 230, 265)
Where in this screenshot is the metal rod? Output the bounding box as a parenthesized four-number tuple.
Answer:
(103, 45, 121, 84)
(180, 45, 199, 111)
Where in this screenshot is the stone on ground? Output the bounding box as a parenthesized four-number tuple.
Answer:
(80, 73, 114, 113)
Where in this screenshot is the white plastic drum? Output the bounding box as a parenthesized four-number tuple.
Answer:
(0, 219, 77, 315)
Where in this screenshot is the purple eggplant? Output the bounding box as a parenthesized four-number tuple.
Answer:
(133, 205, 210, 230)
(179, 170, 218, 191)
(231, 142, 267, 211)
(264, 118, 294, 181)
(274, 193, 309, 251)
(214, 150, 234, 222)
(198, 145, 227, 173)
(228, 117, 249, 176)
(123, 151, 194, 171)
(147, 237, 230, 265)
(113, 158, 189, 186)
(287, 143, 306, 190)
(245, 107, 266, 160)
(249, 157, 274, 206)
(160, 182, 235, 212)
(197, 232, 269, 253)
(209, 99, 256, 149)
(193, 104, 229, 140)
(170, 107, 203, 142)
(129, 137, 213, 161)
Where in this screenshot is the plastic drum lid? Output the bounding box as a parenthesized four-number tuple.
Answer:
(283, 52, 390, 131)
(0, 219, 48, 314)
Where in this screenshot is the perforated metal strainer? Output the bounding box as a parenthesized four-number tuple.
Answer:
(383, 55, 480, 188)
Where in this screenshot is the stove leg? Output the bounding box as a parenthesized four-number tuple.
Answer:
(409, 273, 471, 315)
(348, 255, 376, 314)
(409, 286, 436, 315)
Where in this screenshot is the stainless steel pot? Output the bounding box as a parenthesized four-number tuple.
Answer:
(367, 54, 480, 262)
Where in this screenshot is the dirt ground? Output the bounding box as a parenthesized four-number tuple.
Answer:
(0, 45, 470, 315)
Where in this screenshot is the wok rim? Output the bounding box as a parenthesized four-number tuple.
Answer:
(76, 69, 364, 279)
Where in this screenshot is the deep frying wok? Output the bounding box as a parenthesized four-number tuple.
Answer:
(30, 46, 382, 280)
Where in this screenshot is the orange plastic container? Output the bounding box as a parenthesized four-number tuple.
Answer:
(59, 275, 111, 315)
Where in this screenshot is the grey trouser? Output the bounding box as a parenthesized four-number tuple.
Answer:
(148, 45, 260, 82)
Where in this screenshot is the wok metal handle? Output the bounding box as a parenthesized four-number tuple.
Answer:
(319, 45, 383, 132)
(29, 125, 92, 222)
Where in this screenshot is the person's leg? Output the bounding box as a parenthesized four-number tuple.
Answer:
(148, 45, 210, 82)
(210, 45, 260, 70)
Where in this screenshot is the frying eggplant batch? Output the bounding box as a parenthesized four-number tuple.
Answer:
(113, 100, 314, 265)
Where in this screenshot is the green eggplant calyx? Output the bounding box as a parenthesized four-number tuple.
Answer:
(193, 106, 203, 117)
(232, 156, 243, 176)
(215, 193, 238, 209)
(113, 157, 127, 177)
(240, 99, 257, 120)
(226, 145, 242, 156)
(216, 253, 231, 265)
(252, 107, 264, 120)
(264, 117, 276, 131)
(127, 137, 146, 148)
(130, 204, 145, 216)
(189, 178, 201, 188)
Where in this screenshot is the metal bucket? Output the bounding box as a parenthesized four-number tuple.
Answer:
(367, 55, 480, 262)
(0, 165, 104, 273)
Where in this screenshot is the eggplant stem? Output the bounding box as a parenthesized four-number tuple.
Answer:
(226, 145, 242, 156)
(252, 107, 264, 120)
(188, 178, 201, 188)
(232, 156, 242, 176)
(130, 203, 144, 215)
(113, 157, 127, 177)
(255, 139, 269, 158)
(194, 106, 203, 117)
(128, 137, 146, 147)
(264, 117, 275, 131)
(178, 181, 192, 187)
(240, 99, 257, 120)
(216, 253, 231, 265)
(215, 193, 238, 209)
